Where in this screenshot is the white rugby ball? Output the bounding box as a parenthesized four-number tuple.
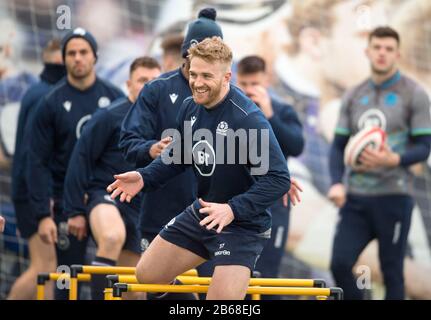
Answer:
(344, 127, 386, 169)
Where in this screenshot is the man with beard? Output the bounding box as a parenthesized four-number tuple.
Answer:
(64, 57, 160, 300)
(328, 26, 431, 300)
(119, 8, 223, 300)
(108, 37, 300, 300)
(27, 28, 123, 300)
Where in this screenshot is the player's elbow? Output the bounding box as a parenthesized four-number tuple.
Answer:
(276, 171, 291, 197)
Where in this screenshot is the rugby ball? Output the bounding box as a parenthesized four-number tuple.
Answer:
(344, 127, 386, 169)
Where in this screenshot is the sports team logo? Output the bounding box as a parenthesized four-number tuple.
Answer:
(191, 115, 197, 127)
(103, 194, 116, 204)
(192, 140, 216, 176)
(75, 114, 92, 139)
(216, 121, 228, 136)
(140, 238, 150, 252)
(73, 27, 87, 36)
(57, 222, 70, 250)
(63, 100, 72, 112)
(357, 108, 387, 131)
(165, 217, 176, 229)
(98, 96, 111, 108)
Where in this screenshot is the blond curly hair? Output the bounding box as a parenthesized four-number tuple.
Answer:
(187, 36, 232, 66)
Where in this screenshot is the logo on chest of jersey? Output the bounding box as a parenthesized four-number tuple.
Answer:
(169, 93, 178, 104)
(216, 121, 229, 136)
(191, 116, 197, 127)
(192, 140, 216, 176)
(384, 92, 398, 107)
(98, 96, 111, 108)
(75, 114, 92, 139)
(357, 108, 387, 131)
(63, 101, 72, 112)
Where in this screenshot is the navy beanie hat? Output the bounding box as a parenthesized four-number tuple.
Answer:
(181, 8, 223, 58)
(61, 27, 98, 61)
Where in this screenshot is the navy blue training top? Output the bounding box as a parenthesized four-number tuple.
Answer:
(120, 68, 196, 234)
(138, 85, 291, 233)
(12, 63, 66, 202)
(63, 97, 141, 217)
(28, 77, 124, 221)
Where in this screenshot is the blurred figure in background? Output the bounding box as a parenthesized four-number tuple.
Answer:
(236, 55, 304, 299)
(27, 28, 124, 300)
(8, 38, 66, 300)
(64, 57, 160, 300)
(328, 26, 431, 300)
(160, 33, 184, 73)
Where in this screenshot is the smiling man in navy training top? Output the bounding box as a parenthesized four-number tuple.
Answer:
(108, 37, 300, 300)
(120, 8, 224, 300)
(27, 28, 124, 299)
(120, 8, 222, 257)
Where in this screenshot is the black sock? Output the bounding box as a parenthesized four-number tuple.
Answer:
(90, 256, 116, 300)
(147, 279, 197, 300)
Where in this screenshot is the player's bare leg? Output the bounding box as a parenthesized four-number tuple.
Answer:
(206, 265, 250, 300)
(7, 234, 56, 300)
(136, 235, 206, 284)
(89, 204, 126, 299)
(117, 249, 144, 299)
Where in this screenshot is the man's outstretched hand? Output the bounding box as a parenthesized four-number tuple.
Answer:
(107, 171, 144, 203)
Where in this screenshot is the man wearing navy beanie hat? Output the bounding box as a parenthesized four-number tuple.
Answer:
(28, 26, 123, 300)
(120, 8, 223, 300)
(61, 27, 98, 61)
(181, 8, 223, 58)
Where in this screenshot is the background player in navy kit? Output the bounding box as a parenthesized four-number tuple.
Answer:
(120, 8, 222, 257)
(108, 37, 301, 300)
(64, 57, 160, 300)
(8, 39, 66, 300)
(27, 28, 124, 300)
(236, 55, 304, 298)
(328, 27, 431, 300)
(160, 33, 184, 73)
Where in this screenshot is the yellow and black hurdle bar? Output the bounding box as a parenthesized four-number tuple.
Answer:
(111, 282, 343, 300)
(104, 275, 331, 300)
(37, 265, 198, 300)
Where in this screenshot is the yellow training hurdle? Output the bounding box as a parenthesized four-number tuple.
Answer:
(37, 273, 91, 300)
(103, 275, 330, 300)
(111, 283, 344, 300)
(36, 266, 198, 300)
(68, 265, 197, 300)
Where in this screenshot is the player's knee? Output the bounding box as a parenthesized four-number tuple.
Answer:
(99, 232, 125, 251)
(135, 260, 165, 284)
(30, 246, 57, 271)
